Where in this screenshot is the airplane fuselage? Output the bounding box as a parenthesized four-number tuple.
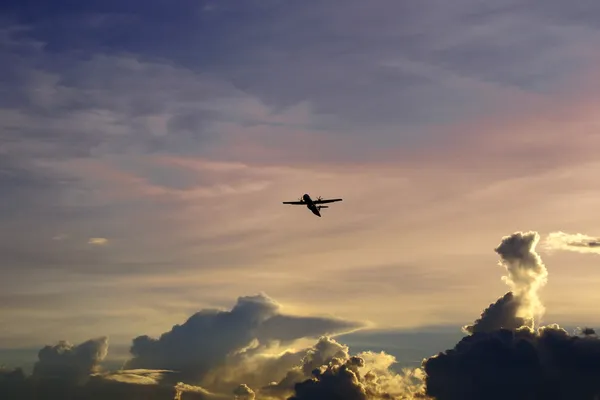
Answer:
(302, 193, 322, 217)
(282, 193, 340, 217)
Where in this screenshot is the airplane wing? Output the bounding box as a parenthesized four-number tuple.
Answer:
(282, 201, 305, 205)
(312, 198, 343, 204)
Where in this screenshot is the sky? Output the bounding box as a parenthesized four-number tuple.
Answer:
(3, 0, 600, 398)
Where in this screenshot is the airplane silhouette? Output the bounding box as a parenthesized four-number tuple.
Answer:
(282, 193, 343, 217)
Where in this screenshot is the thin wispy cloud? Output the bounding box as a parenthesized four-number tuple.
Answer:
(543, 231, 600, 255)
(88, 238, 108, 246)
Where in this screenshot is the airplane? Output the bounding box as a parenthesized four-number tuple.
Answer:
(282, 193, 343, 217)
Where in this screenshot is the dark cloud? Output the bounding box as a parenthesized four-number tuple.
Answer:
(0, 367, 27, 400)
(290, 356, 369, 400)
(32, 337, 108, 384)
(463, 291, 526, 334)
(125, 293, 364, 384)
(423, 325, 600, 400)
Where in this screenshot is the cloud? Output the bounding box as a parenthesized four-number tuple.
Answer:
(280, 338, 425, 400)
(32, 336, 108, 385)
(88, 237, 108, 246)
(543, 231, 600, 255)
(0, 293, 366, 399)
(463, 231, 548, 336)
(5, 0, 600, 164)
(494, 231, 548, 322)
(6, 230, 600, 399)
(96, 368, 176, 385)
(125, 293, 364, 385)
(261, 336, 350, 397)
(5, 0, 600, 397)
(0, 367, 27, 400)
(200, 345, 308, 395)
(462, 291, 526, 334)
(421, 230, 600, 400)
(4, 3, 600, 344)
(233, 383, 255, 400)
(0, 365, 226, 400)
(422, 325, 600, 400)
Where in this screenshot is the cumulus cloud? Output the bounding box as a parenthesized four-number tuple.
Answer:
(261, 336, 350, 397)
(543, 231, 600, 255)
(0, 339, 223, 400)
(423, 325, 600, 400)
(0, 293, 372, 399)
(270, 231, 600, 399)
(256, 336, 426, 400)
(422, 230, 600, 400)
(494, 231, 548, 324)
(0, 292, 366, 399)
(464, 231, 548, 334)
(463, 291, 526, 334)
(125, 293, 364, 385)
(282, 341, 425, 400)
(32, 336, 109, 384)
(7, 231, 600, 399)
(201, 346, 308, 394)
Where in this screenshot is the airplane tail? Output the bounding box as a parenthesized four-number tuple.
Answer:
(317, 205, 329, 210)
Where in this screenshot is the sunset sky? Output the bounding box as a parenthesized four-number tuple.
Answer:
(3, 0, 600, 380)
